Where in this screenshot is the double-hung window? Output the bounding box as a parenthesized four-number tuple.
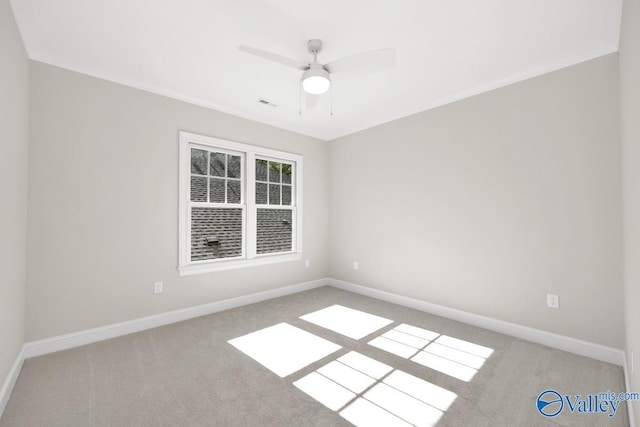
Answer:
(179, 131, 302, 275)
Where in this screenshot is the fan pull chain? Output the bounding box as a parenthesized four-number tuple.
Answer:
(299, 81, 302, 115)
(330, 81, 333, 116)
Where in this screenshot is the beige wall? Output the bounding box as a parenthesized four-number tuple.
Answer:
(329, 54, 624, 348)
(26, 62, 329, 341)
(620, 0, 640, 423)
(0, 0, 28, 391)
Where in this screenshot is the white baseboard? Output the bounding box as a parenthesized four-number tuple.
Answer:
(9, 276, 633, 424)
(24, 278, 328, 359)
(0, 346, 25, 419)
(327, 278, 625, 366)
(24, 276, 623, 365)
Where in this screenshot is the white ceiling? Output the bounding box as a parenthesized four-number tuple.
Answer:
(11, 0, 623, 141)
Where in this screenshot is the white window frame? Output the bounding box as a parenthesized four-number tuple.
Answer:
(178, 131, 303, 275)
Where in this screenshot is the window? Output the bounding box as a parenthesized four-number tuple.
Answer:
(179, 132, 303, 275)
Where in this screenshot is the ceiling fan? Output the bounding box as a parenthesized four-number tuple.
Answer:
(239, 39, 395, 109)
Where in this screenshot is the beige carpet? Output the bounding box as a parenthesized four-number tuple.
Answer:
(0, 286, 628, 426)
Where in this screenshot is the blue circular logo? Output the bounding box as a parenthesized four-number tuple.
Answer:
(537, 390, 563, 417)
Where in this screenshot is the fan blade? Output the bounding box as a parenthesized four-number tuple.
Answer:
(325, 48, 395, 74)
(305, 93, 319, 109)
(239, 45, 308, 70)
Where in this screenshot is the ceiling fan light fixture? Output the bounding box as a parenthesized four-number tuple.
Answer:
(301, 68, 331, 94)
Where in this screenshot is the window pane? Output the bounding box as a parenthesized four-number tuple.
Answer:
(282, 163, 292, 184)
(227, 180, 241, 204)
(190, 176, 207, 202)
(256, 182, 268, 204)
(191, 207, 243, 260)
(257, 209, 292, 254)
(269, 162, 281, 183)
(269, 184, 280, 205)
(210, 178, 225, 203)
(210, 152, 226, 177)
(191, 149, 207, 175)
(228, 155, 241, 178)
(282, 185, 292, 205)
(256, 159, 268, 181)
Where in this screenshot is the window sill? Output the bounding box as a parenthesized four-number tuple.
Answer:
(178, 253, 303, 276)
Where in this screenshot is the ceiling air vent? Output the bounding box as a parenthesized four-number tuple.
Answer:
(258, 99, 278, 107)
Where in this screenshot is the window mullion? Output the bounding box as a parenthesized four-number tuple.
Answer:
(224, 154, 228, 203)
(206, 152, 211, 203)
(246, 152, 257, 259)
(294, 161, 302, 253)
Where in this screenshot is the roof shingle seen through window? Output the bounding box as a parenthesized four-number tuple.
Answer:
(257, 209, 292, 254)
(191, 207, 243, 260)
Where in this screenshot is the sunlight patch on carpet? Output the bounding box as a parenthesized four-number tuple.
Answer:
(300, 305, 394, 339)
(294, 351, 457, 427)
(228, 322, 341, 377)
(368, 323, 494, 382)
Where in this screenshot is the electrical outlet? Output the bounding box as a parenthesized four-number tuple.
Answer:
(154, 281, 163, 294)
(546, 294, 559, 309)
(305, 259, 310, 268)
(353, 261, 359, 270)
